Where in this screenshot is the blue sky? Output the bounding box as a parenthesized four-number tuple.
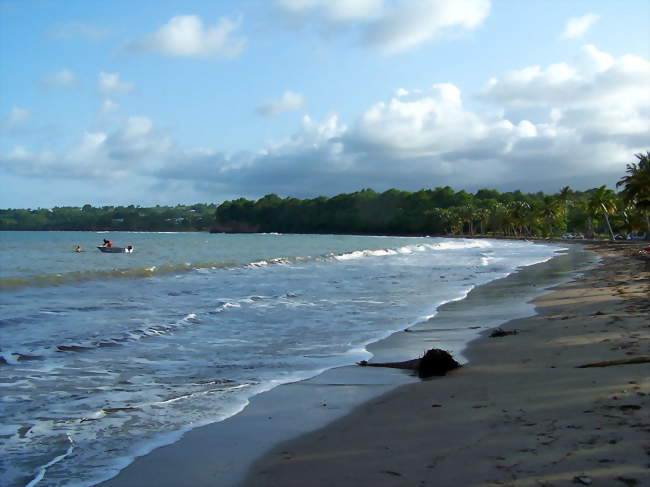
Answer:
(1, 0, 649, 208)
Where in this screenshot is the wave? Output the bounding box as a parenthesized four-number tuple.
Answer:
(1, 238, 494, 292)
(330, 239, 492, 261)
(0, 313, 202, 365)
(0, 262, 236, 292)
(25, 435, 75, 487)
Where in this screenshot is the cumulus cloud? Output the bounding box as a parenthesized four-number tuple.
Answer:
(2, 107, 30, 129)
(257, 91, 305, 116)
(101, 99, 119, 114)
(3, 45, 647, 201)
(481, 44, 650, 142)
(561, 13, 599, 39)
(129, 15, 245, 58)
(42, 69, 77, 88)
(0, 116, 175, 181)
(209, 46, 648, 195)
(363, 0, 490, 54)
(98, 72, 134, 95)
(274, 0, 490, 54)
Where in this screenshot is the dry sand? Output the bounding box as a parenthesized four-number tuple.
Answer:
(245, 243, 650, 487)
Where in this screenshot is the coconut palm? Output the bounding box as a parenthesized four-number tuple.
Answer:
(537, 195, 564, 236)
(475, 207, 491, 235)
(459, 204, 478, 236)
(617, 151, 650, 236)
(557, 186, 575, 229)
(508, 201, 534, 237)
(588, 186, 618, 240)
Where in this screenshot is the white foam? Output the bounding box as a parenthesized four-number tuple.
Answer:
(25, 435, 75, 487)
(1, 351, 20, 365)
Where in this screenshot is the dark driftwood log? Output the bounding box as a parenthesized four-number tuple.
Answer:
(490, 328, 519, 337)
(576, 356, 650, 368)
(357, 348, 461, 378)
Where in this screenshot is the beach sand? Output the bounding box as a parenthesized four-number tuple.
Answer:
(244, 242, 650, 487)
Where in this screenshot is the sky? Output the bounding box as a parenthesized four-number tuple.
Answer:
(1, 0, 649, 209)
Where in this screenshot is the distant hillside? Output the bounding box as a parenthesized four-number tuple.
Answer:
(0, 204, 217, 232)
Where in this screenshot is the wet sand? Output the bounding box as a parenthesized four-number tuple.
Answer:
(245, 242, 650, 486)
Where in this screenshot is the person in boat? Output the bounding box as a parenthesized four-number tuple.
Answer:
(102, 239, 113, 247)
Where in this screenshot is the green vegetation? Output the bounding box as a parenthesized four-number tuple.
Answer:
(2, 152, 648, 240)
(213, 153, 650, 239)
(0, 204, 217, 231)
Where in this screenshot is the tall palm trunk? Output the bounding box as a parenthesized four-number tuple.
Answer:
(601, 204, 615, 240)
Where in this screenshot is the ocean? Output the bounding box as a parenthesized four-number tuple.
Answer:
(1, 231, 573, 486)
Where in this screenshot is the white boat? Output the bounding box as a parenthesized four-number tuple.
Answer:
(97, 245, 133, 253)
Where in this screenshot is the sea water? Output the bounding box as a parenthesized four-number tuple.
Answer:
(0, 231, 566, 487)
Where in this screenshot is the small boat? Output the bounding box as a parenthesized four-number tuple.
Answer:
(97, 245, 134, 253)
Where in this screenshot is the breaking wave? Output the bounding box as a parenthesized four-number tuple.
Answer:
(1, 239, 495, 292)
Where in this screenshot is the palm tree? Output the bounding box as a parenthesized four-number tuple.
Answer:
(475, 207, 490, 235)
(508, 201, 534, 237)
(447, 207, 465, 235)
(537, 196, 564, 237)
(617, 151, 650, 236)
(588, 185, 618, 240)
(460, 205, 477, 236)
(557, 186, 574, 230)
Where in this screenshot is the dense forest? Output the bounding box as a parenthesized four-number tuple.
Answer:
(213, 153, 650, 239)
(0, 204, 217, 232)
(212, 186, 644, 238)
(2, 153, 648, 239)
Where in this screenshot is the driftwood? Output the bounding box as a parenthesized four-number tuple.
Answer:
(358, 348, 461, 378)
(576, 356, 650, 368)
(490, 328, 519, 338)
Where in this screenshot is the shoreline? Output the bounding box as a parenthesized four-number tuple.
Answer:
(98, 241, 598, 487)
(245, 242, 650, 486)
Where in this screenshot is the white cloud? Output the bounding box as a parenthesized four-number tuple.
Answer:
(101, 99, 119, 114)
(98, 72, 135, 95)
(208, 47, 647, 195)
(274, 0, 490, 54)
(351, 83, 487, 156)
(3, 107, 30, 129)
(3, 45, 647, 202)
(0, 116, 175, 181)
(129, 15, 245, 58)
(561, 13, 599, 39)
(364, 0, 490, 54)
(42, 69, 77, 88)
(257, 91, 305, 116)
(274, 0, 383, 22)
(49, 22, 111, 41)
(481, 44, 650, 141)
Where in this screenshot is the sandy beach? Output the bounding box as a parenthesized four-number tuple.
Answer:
(97, 242, 649, 487)
(245, 242, 650, 487)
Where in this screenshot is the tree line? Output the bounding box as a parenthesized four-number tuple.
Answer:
(0, 204, 217, 232)
(213, 153, 650, 239)
(2, 152, 648, 239)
